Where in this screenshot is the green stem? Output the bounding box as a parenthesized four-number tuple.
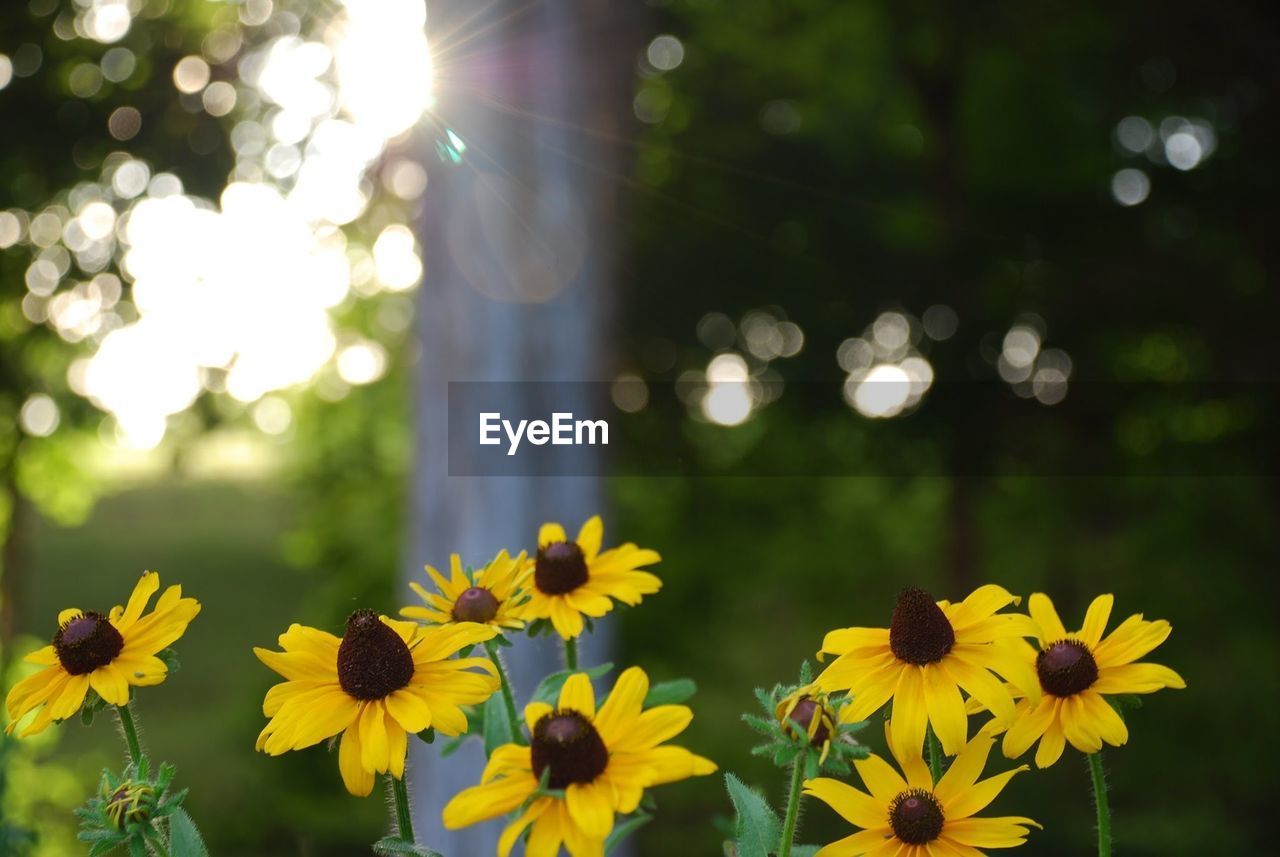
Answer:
(926, 724, 943, 785)
(1088, 752, 1112, 857)
(563, 636, 578, 671)
(390, 774, 416, 843)
(777, 758, 806, 857)
(486, 640, 524, 744)
(143, 826, 170, 857)
(115, 703, 143, 766)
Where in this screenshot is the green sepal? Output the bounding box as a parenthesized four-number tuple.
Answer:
(417, 727, 436, 744)
(156, 648, 181, 674)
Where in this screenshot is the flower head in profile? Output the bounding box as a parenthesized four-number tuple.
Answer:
(1000, 593, 1185, 768)
(805, 729, 1038, 856)
(254, 611, 499, 796)
(401, 550, 532, 630)
(5, 571, 200, 737)
(815, 585, 1039, 760)
(522, 516, 661, 639)
(443, 667, 715, 856)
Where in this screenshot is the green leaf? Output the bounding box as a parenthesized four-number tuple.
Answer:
(531, 662, 614, 705)
(168, 808, 210, 857)
(724, 773, 780, 857)
(643, 678, 697, 707)
(605, 813, 652, 854)
(482, 693, 513, 755)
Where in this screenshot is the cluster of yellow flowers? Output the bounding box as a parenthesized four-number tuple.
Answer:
(794, 585, 1184, 856)
(255, 515, 714, 855)
(2, 529, 1184, 857)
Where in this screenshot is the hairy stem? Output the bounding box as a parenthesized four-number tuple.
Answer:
(486, 639, 524, 744)
(115, 703, 143, 767)
(143, 826, 170, 857)
(1088, 752, 1112, 857)
(778, 757, 806, 857)
(390, 774, 416, 844)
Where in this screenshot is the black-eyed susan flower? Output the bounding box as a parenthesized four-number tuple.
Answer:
(522, 516, 661, 640)
(805, 730, 1038, 857)
(5, 571, 200, 737)
(1001, 593, 1185, 768)
(401, 550, 532, 630)
(815, 586, 1040, 760)
(254, 611, 499, 796)
(442, 667, 715, 856)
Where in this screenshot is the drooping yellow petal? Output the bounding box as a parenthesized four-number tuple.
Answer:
(1001, 697, 1056, 760)
(1079, 690, 1129, 747)
(565, 779, 615, 840)
(548, 598, 585, 639)
(887, 666, 928, 764)
(89, 664, 131, 707)
(339, 721, 374, 796)
(922, 663, 968, 755)
(443, 772, 539, 828)
(385, 688, 434, 734)
(359, 700, 390, 773)
(1034, 716, 1067, 768)
(497, 799, 551, 857)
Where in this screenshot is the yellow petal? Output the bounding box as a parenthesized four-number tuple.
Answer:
(1034, 716, 1067, 768)
(813, 828, 896, 857)
(944, 816, 1040, 848)
(576, 516, 604, 561)
(1079, 594, 1114, 647)
(935, 735, 994, 804)
(497, 799, 550, 857)
(386, 688, 434, 734)
(943, 764, 1028, 820)
(538, 522, 567, 547)
(443, 774, 539, 828)
(566, 780, 615, 840)
(359, 701, 390, 773)
(1001, 697, 1056, 760)
(525, 701, 553, 732)
(921, 664, 968, 756)
(23, 646, 58, 666)
(803, 777, 887, 829)
(1080, 691, 1129, 748)
(1093, 662, 1185, 694)
(887, 666, 928, 765)
(852, 753, 908, 804)
(548, 598, 585, 639)
(115, 571, 161, 630)
(1027, 593, 1066, 643)
(593, 666, 647, 746)
(558, 673, 596, 718)
(89, 664, 131, 707)
(339, 722, 374, 796)
(610, 705, 692, 753)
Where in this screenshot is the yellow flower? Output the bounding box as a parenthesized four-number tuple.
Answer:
(815, 586, 1040, 760)
(805, 731, 1038, 857)
(254, 611, 499, 796)
(5, 571, 200, 737)
(776, 684, 838, 765)
(522, 516, 661, 639)
(401, 550, 533, 630)
(1001, 593, 1185, 768)
(442, 667, 715, 856)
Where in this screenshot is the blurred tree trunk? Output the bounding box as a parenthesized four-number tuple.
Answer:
(406, 0, 639, 850)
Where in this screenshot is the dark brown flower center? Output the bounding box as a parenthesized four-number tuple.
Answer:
(787, 698, 831, 746)
(1036, 639, 1099, 697)
(530, 710, 609, 789)
(451, 587, 500, 623)
(889, 587, 955, 665)
(534, 541, 589, 595)
(337, 610, 415, 700)
(889, 789, 945, 844)
(54, 612, 124, 675)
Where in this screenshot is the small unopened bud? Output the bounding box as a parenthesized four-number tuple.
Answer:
(105, 781, 157, 829)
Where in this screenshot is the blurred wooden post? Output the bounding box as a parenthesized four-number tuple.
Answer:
(406, 0, 633, 849)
